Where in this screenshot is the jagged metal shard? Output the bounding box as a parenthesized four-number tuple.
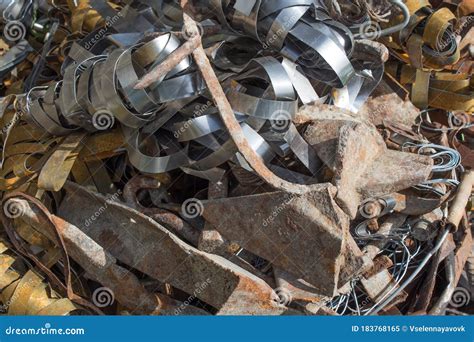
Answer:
(203, 183, 359, 296)
(303, 115, 433, 217)
(58, 182, 288, 315)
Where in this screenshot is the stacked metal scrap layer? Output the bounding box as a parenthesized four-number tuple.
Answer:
(0, 0, 472, 315)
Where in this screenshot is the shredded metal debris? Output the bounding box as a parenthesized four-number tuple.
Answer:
(0, 0, 472, 316)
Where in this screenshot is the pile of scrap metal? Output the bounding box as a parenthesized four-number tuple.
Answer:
(0, 0, 472, 315)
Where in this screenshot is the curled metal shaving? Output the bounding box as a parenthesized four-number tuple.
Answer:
(9, 0, 387, 181)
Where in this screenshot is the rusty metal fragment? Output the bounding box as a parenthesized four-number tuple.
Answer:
(58, 182, 287, 315)
(4, 197, 165, 314)
(202, 183, 367, 296)
(303, 116, 433, 217)
(358, 79, 422, 127)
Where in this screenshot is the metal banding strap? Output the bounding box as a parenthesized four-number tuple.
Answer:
(289, 21, 355, 86)
(101, 49, 155, 129)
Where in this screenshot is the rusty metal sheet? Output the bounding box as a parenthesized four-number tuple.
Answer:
(58, 182, 287, 315)
(202, 183, 362, 296)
